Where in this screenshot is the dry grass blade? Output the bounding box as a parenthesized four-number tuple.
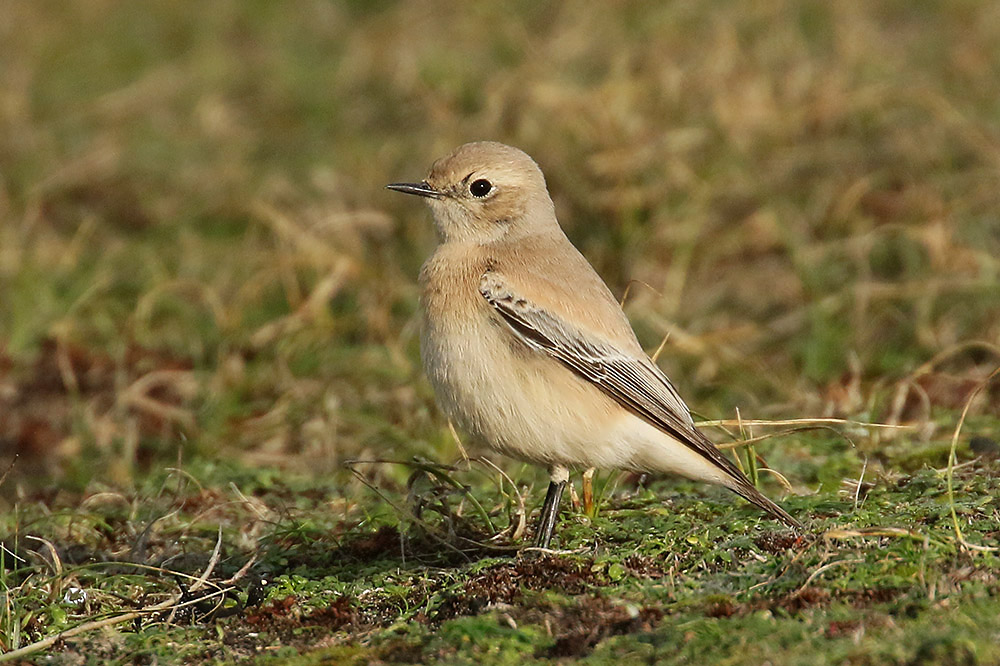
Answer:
(700, 418, 914, 430)
(119, 370, 198, 431)
(249, 262, 353, 349)
(852, 457, 869, 511)
(448, 420, 471, 467)
(24, 536, 62, 578)
(747, 537, 819, 592)
(756, 467, 793, 493)
(822, 527, 940, 546)
(909, 341, 1000, 379)
(796, 558, 865, 592)
(945, 364, 1000, 553)
(347, 457, 500, 534)
(714, 424, 854, 449)
(473, 456, 527, 541)
(344, 465, 477, 561)
(582, 467, 596, 517)
(133, 280, 228, 334)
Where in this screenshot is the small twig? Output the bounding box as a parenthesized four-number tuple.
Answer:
(0, 594, 183, 662)
(223, 554, 259, 585)
(188, 526, 223, 593)
(0, 456, 16, 489)
(161, 466, 206, 497)
(0, 543, 27, 566)
(64, 560, 223, 584)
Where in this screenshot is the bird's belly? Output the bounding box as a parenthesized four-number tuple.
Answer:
(421, 317, 632, 470)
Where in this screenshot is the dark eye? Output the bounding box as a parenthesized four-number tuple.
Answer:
(470, 179, 492, 197)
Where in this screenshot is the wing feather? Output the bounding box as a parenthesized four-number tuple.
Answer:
(479, 270, 801, 529)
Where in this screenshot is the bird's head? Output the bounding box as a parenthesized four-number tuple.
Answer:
(388, 141, 557, 244)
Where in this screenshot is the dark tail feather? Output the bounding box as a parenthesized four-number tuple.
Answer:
(731, 480, 802, 530)
(683, 428, 801, 530)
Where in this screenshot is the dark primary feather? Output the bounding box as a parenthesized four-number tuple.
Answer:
(479, 270, 801, 530)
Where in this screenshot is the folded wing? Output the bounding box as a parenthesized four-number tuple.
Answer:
(479, 270, 801, 529)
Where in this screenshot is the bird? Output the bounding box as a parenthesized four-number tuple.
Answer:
(387, 141, 800, 549)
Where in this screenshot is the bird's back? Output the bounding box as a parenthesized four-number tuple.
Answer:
(484, 229, 646, 356)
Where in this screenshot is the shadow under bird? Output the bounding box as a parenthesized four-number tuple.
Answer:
(388, 141, 801, 549)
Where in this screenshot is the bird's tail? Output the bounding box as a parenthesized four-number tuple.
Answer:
(729, 478, 802, 530)
(681, 426, 802, 530)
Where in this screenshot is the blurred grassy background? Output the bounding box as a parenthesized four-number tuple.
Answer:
(3, 1, 1000, 662)
(2, 0, 998, 491)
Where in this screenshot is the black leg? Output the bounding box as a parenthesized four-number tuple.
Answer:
(534, 480, 567, 549)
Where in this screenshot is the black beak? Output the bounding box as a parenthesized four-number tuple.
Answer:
(386, 181, 441, 199)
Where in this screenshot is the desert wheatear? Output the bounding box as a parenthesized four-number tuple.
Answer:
(388, 142, 800, 548)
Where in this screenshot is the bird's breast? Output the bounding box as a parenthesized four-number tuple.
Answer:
(417, 245, 629, 468)
(418, 246, 516, 436)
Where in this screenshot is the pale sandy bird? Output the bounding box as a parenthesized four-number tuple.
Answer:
(388, 141, 800, 548)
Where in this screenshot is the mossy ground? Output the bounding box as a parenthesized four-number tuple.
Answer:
(2, 1, 1000, 663)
